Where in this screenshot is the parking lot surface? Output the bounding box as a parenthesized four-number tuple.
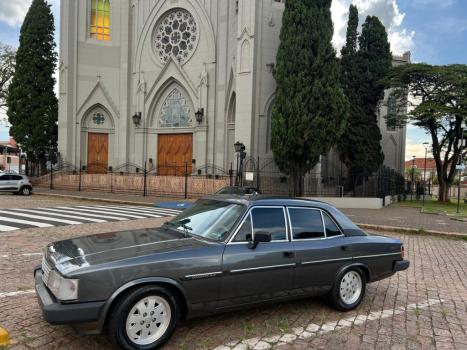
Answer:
(0, 195, 466, 350)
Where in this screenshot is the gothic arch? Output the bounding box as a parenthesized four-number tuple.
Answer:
(240, 39, 251, 73)
(147, 80, 195, 129)
(81, 103, 115, 130)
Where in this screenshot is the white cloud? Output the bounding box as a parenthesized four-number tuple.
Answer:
(0, 0, 32, 28)
(331, 0, 415, 55)
(0, 0, 59, 28)
(405, 138, 432, 161)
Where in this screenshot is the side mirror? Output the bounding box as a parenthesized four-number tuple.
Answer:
(248, 231, 271, 249)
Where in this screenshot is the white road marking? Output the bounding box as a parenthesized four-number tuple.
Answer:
(11, 208, 108, 223)
(109, 205, 181, 215)
(0, 223, 18, 232)
(0, 290, 35, 298)
(70, 206, 146, 219)
(1, 211, 82, 225)
(0, 216, 53, 228)
(43, 207, 128, 221)
(212, 298, 443, 350)
(0, 253, 42, 259)
(76, 205, 162, 218)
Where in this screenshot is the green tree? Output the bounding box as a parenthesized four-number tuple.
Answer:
(0, 43, 16, 112)
(338, 11, 392, 192)
(271, 0, 348, 196)
(385, 64, 467, 202)
(7, 0, 57, 169)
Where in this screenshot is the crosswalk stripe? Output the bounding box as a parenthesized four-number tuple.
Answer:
(85, 205, 163, 217)
(107, 205, 181, 216)
(10, 208, 108, 223)
(0, 224, 18, 232)
(41, 208, 128, 221)
(105, 205, 182, 214)
(0, 216, 53, 228)
(1, 211, 82, 225)
(71, 206, 147, 219)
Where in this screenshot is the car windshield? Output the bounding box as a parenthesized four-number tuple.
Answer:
(166, 199, 245, 241)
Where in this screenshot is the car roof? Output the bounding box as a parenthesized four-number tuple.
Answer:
(202, 194, 330, 208)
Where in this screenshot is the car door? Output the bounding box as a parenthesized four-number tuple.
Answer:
(0, 174, 12, 191)
(10, 175, 23, 191)
(219, 206, 295, 309)
(288, 207, 353, 294)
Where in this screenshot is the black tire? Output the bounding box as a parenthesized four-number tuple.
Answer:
(328, 267, 366, 311)
(20, 186, 32, 196)
(107, 285, 180, 350)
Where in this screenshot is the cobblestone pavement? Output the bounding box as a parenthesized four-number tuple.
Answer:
(0, 195, 466, 349)
(342, 206, 467, 235)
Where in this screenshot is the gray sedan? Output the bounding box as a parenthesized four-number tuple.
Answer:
(34, 196, 409, 349)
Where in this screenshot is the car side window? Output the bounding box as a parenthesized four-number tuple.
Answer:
(323, 212, 342, 237)
(288, 208, 325, 240)
(0, 175, 10, 181)
(251, 207, 287, 241)
(11, 175, 23, 181)
(233, 214, 252, 242)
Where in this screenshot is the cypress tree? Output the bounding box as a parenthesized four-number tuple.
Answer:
(272, 0, 348, 196)
(338, 10, 392, 191)
(7, 0, 57, 166)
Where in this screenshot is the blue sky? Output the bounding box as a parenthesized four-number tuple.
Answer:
(0, 0, 466, 160)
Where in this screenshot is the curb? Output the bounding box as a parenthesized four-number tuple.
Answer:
(357, 223, 467, 239)
(34, 192, 155, 207)
(0, 326, 9, 346)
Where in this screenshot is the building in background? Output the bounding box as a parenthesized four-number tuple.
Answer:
(58, 0, 407, 186)
(0, 138, 21, 173)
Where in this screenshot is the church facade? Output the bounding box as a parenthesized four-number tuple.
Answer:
(58, 0, 407, 176)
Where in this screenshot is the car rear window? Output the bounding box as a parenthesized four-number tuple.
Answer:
(288, 208, 325, 240)
(323, 212, 342, 237)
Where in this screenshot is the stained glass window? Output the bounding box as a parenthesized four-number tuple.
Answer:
(154, 9, 198, 64)
(90, 0, 110, 41)
(159, 88, 193, 128)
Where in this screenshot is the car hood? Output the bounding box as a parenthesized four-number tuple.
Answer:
(46, 227, 210, 275)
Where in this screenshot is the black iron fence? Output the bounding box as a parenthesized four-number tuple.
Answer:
(31, 157, 406, 200)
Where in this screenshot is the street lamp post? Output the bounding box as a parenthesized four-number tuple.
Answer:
(422, 142, 430, 207)
(234, 141, 246, 187)
(411, 155, 416, 201)
(457, 121, 466, 214)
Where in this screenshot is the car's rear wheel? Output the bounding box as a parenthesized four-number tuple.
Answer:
(107, 285, 179, 350)
(20, 186, 32, 196)
(328, 267, 365, 311)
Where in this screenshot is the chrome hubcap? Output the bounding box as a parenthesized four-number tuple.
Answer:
(339, 271, 362, 305)
(125, 296, 171, 346)
(23, 188, 30, 195)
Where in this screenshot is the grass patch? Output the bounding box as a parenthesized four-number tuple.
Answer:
(393, 199, 467, 217)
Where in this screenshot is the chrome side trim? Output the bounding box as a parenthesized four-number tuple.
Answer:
(184, 272, 223, 280)
(301, 257, 352, 265)
(230, 263, 295, 274)
(301, 252, 401, 265)
(355, 252, 401, 259)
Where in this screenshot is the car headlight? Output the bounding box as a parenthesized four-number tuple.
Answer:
(47, 270, 79, 301)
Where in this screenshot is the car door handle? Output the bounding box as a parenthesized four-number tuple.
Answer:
(341, 246, 350, 251)
(283, 251, 295, 258)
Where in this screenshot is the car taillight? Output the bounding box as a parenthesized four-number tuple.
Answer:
(401, 245, 405, 259)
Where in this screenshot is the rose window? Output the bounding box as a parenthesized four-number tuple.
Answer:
(154, 9, 198, 64)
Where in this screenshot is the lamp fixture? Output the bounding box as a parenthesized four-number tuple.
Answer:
(195, 108, 204, 124)
(132, 112, 142, 126)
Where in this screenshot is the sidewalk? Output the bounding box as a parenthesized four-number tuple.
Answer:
(33, 189, 466, 236)
(342, 206, 466, 236)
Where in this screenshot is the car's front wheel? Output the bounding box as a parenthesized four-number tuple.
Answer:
(328, 267, 366, 311)
(20, 186, 32, 196)
(107, 285, 180, 350)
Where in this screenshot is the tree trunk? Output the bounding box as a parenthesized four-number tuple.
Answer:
(438, 179, 451, 202)
(289, 165, 304, 198)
